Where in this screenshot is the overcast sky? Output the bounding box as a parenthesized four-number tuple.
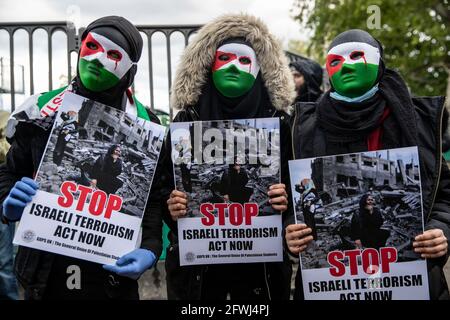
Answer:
(0, 0, 308, 113)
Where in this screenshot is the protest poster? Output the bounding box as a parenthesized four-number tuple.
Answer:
(13, 92, 166, 265)
(171, 118, 282, 266)
(289, 147, 429, 300)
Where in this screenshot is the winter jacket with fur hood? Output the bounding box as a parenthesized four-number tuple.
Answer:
(159, 13, 296, 300)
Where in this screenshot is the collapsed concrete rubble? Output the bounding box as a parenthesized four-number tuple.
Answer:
(38, 133, 157, 218)
(175, 162, 277, 218)
(292, 151, 424, 269)
(299, 186, 423, 269)
(173, 119, 280, 218)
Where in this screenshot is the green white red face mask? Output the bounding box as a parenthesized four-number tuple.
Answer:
(326, 42, 380, 98)
(78, 32, 135, 92)
(212, 43, 260, 98)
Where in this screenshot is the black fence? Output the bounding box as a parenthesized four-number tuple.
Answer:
(0, 21, 307, 119)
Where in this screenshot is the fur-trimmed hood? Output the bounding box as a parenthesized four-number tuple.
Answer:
(170, 13, 296, 113)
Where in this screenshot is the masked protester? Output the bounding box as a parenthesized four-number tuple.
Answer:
(286, 29, 450, 300)
(0, 16, 163, 300)
(160, 14, 296, 300)
(289, 58, 323, 103)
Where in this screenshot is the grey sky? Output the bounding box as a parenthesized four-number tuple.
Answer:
(0, 0, 308, 113)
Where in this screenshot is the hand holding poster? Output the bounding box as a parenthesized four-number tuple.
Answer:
(13, 92, 166, 265)
(289, 147, 430, 300)
(171, 118, 283, 266)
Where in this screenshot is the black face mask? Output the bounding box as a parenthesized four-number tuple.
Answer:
(74, 16, 143, 110)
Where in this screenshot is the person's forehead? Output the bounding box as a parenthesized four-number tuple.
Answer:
(217, 43, 255, 55)
(328, 41, 379, 56)
(85, 32, 122, 50)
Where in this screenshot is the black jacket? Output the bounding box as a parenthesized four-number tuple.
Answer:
(350, 207, 390, 250)
(291, 95, 450, 300)
(0, 109, 163, 300)
(159, 105, 294, 300)
(220, 167, 250, 204)
(91, 153, 123, 194)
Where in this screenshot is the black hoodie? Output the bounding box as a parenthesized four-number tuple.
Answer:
(290, 58, 323, 103)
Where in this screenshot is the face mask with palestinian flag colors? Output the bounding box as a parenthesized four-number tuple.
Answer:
(326, 41, 380, 98)
(212, 43, 260, 98)
(78, 32, 135, 92)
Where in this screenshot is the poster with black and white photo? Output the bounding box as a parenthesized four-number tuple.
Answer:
(171, 118, 282, 266)
(289, 147, 429, 300)
(13, 92, 166, 265)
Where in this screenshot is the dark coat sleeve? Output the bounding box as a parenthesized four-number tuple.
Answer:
(89, 156, 103, 180)
(139, 146, 164, 258)
(278, 113, 297, 257)
(350, 213, 361, 241)
(280, 113, 294, 227)
(0, 123, 40, 223)
(138, 110, 164, 258)
(373, 208, 384, 229)
(110, 159, 122, 177)
(425, 158, 450, 266)
(0, 163, 21, 223)
(158, 111, 190, 236)
(219, 171, 229, 195)
(241, 170, 249, 186)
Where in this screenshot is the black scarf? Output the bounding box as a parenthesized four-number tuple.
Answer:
(316, 91, 386, 143)
(197, 73, 272, 121)
(315, 68, 418, 153)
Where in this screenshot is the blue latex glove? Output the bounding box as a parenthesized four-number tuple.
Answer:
(103, 248, 156, 280)
(3, 177, 38, 221)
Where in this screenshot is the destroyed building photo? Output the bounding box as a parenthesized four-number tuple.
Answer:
(37, 99, 166, 218)
(171, 118, 280, 218)
(290, 147, 424, 270)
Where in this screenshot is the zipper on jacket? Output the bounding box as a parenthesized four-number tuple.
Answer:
(188, 106, 200, 120)
(426, 99, 445, 222)
(291, 106, 298, 160)
(263, 263, 272, 300)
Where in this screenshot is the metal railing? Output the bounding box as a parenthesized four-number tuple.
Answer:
(0, 22, 78, 110)
(0, 21, 309, 119)
(0, 22, 201, 119)
(134, 24, 200, 120)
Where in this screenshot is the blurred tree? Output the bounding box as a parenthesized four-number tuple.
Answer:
(288, 39, 322, 62)
(292, 0, 449, 99)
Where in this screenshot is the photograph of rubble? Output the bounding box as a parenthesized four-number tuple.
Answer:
(289, 146, 424, 270)
(36, 92, 166, 218)
(170, 118, 280, 217)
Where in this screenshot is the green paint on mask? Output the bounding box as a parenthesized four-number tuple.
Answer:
(212, 64, 256, 98)
(331, 62, 378, 98)
(79, 58, 120, 92)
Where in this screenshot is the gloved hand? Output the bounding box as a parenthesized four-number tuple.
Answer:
(103, 248, 157, 280)
(3, 177, 38, 221)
